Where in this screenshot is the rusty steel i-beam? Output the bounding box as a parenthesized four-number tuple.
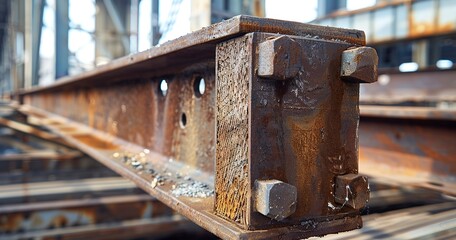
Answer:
(15, 16, 378, 239)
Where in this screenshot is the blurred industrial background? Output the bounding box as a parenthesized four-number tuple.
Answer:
(0, 0, 455, 239)
(2, 0, 456, 101)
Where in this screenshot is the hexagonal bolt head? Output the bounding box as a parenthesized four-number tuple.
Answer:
(340, 47, 378, 83)
(334, 174, 370, 210)
(258, 36, 303, 80)
(254, 179, 297, 221)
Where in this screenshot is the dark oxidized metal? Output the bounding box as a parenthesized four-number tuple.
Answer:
(15, 16, 377, 239)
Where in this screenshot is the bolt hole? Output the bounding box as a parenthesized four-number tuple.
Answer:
(193, 76, 205, 97)
(180, 113, 187, 128)
(159, 79, 168, 97)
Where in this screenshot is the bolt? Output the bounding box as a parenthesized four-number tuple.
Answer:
(255, 179, 297, 221)
(258, 36, 303, 80)
(334, 174, 370, 210)
(340, 47, 378, 83)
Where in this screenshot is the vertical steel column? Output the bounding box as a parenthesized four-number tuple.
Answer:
(95, 0, 130, 64)
(151, 0, 160, 46)
(24, 0, 43, 88)
(32, 0, 44, 86)
(55, 0, 69, 79)
(24, 0, 32, 88)
(318, 0, 347, 17)
(129, 0, 139, 53)
(103, 0, 130, 53)
(9, 0, 19, 92)
(12, 0, 25, 90)
(0, 0, 11, 94)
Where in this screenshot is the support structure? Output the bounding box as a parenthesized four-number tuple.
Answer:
(16, 16, 377, 239)
(55, 0, 69, 79)
(95, 0, 131, 65)
(103, 0, 130, 52)
(25, 0, 45, 88)
(151, 0, 160, 46)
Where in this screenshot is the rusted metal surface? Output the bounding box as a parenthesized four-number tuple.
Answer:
(3, 217, 211, 240)
(359, 108, 456, 195)
(0, 194, 167, 233)
(214, 32, 374, 232)
(0, 113, 210, 240)
(3, 98, 455, 239)
(1, 217, 206, 240)
(340, 47, 378, 83)
(17, 15, 364, 96)
(318, 178, 456, 240)
(258, 36, 303, 80)
(360, 70, 456, 105)
(0, 151, 82, 161)
(0, 116, 73, 147)
(317, 202, 456, 240)
(0, 155, 117, 185)
(0, 124, 116, 184)
(360, 105, 456, 121)
(334, 174, 370, 210)
(0, 177, 142, 204)
(312, 0, 456, 44)
(15, 16, 373, 239)
(358, 67, 456, 193)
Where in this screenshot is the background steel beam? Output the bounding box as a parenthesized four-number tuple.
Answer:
(359, 105, 456, 194)
(360, 70, 456, 105)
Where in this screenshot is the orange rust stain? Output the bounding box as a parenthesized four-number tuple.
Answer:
(0, 214, 23, 232)
(374, 133, 407, 152)
(418, 144, 455, 168)
(55, 126, 77, 131)
(87, 92, 96, 128)
(46, 121, 64, 126)
(290, 122, 320, 159)
(288, 110, 324, 216)
(359, 147, 432, 178)
(73, 135, 119, 150)
(355, 53, 362, 64)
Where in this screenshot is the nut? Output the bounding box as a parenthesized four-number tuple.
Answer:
(340, 47, 378, 83)
(258, 36, 302, 80)
(334, 174, 370, 210)
(255, 179, 297, 221)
